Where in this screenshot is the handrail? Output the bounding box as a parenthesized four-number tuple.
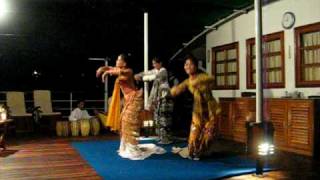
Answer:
(169, 4, 254, 61)
(52, 99, 104, 102)
(169, 0, 283, 61)
(0, 91, 105, 119)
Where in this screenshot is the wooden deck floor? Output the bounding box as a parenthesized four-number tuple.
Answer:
(0, 134, 117, 180)
(1, 134, 320, 180)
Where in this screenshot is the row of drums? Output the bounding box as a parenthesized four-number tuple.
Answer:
(56, 118, 101, 137)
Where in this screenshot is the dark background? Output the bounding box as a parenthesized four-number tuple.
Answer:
(0, 0, 252, 92)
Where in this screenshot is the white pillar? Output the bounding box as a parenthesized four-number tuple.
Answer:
(255, 0, 263, 123)
(88, 57, 109, 112)
(144, 12, 149, 109)
(70, 92, 73, 114)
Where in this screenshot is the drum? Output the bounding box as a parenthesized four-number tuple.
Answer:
(70, 121, 80, 136)
(90, 117, 100, 136)
(56, 121, 62, 136)
(97, 113, 107, 128)
(62, 121, 69, 136)
(56, 121, 69, 137)
(80, 119, 90, 136)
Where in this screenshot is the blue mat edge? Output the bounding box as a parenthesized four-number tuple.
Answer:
(71, 140, 277, 180)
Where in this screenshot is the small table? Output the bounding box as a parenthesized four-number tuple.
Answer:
(0, 119, 13, 151)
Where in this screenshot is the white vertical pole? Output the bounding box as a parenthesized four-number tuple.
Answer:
(88, 57, 109, 112)
(70, 92, 73, 114)
(144, 12, 149, 109)
(255, 0, 263, 123)
(104, 59, 108, 112)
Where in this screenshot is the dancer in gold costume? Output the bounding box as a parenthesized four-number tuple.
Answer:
(96, 54, 165, 160)
(171, 55, 221, 160)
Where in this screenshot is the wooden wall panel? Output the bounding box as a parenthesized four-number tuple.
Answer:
(219, 98, 316, 156)
(232, 98, 255, 143)
(266, 99, 288, 148)
(287, 100, 314, 153)
(218, 98, 234, 139)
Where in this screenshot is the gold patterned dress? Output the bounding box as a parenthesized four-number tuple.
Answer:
(103, 68, 165, 160)
(171, 73, 221, 158)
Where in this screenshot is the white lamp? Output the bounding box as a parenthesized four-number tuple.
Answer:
(258, 142, 275, 156)
(143, 120, 154, 128)
(142, 119, 154, 138)
(0, 105, 7, 121)
(256, 142, 275, 176)
(0, 0, 9, 20)
(0, 112, 7, 121)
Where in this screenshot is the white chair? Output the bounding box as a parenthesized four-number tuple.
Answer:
(33, 90, 61, 116)
(6, 91, 33, 133)
(6, 92, 32, 117)
(33, 90, 61, 134)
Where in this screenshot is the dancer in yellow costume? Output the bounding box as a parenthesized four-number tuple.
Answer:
(96, 54, 165, 160)
(171, 55, 221, 160)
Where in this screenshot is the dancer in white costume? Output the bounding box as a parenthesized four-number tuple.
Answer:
(96, 54, 165, 160)
(135, 57, 174, 144)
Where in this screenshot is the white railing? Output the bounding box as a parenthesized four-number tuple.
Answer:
(0, 91, 105, 119)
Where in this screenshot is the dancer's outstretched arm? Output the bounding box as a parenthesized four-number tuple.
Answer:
(102, 67, 133, 81)
(134, 69, 155, 81)
(195, 74, 215, 90)
(118, 68, 133, 81)
(171, 79, 188, 97)
(96, 66, 110, 78)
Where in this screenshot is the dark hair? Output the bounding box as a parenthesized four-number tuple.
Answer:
(77, 100, 85, 105)
(118, 53, 128, 63)
(152, 57, 162, 64)
(118, 53, 131, 67)
(184, 54, 198, 68)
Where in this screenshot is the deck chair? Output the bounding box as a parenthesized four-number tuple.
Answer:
(33, 90, 61, 116)
(33, 90, 61, 134)
(6, 91, 33, 133)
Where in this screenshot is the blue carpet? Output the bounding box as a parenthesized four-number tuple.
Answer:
(72, 140, 272, 180)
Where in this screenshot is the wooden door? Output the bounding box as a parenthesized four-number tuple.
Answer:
(266, 99, 288, 149)
(218, 99, 234, 139)
(287, 100, 314, 154)
(232, 98, 255, 143)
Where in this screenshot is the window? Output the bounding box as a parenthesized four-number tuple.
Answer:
(295, 22, 320, 87)
(246, 31, 285, 89)
(212, 42, 239, 90)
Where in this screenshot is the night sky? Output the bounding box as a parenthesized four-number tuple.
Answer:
(0, 0, 252, 92)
